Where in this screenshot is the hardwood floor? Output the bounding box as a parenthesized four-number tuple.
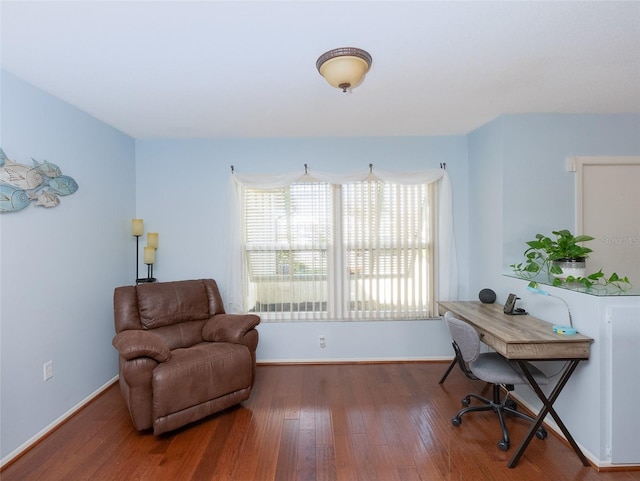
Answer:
(2, 362, 639, 481)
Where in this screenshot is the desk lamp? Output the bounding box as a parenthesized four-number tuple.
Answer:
(526, 286, 576, 334)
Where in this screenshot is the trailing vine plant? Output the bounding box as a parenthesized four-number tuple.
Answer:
(510, 229, 632, 292)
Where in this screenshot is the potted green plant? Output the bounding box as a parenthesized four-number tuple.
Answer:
(520, 229, 593, 279)
(510, 229, 632, 290)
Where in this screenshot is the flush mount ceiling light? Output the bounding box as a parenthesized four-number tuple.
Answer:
(316, 47, 372, 93)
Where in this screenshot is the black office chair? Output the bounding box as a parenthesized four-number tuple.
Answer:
(444, 311, 549, 451)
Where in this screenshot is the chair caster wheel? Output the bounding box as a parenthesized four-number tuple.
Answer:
(536, 427, 548, 440)
(505, 399, 517, 410)
(452, 416, 461, 427)
(461, 396, 471, 407)
(498, 440, 510, 451)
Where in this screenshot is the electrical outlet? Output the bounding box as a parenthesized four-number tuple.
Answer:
(43, 361, 53, 381)
(319, 336, 326, 348)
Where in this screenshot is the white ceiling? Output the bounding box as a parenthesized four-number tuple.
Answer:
(2, 1, 639, 139)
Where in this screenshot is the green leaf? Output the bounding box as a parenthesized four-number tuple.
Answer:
(587, 271, 604, 280)
(550, 265, 563, 274)
(572, 235, 595, 243)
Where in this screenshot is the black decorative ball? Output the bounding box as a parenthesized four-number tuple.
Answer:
(478, 288, 496, 304)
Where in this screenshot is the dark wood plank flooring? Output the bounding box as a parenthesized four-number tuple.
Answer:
(2, 362, 639, 481)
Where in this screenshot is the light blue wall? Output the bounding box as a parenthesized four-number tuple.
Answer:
(468, 113, 640, 300)
(135, 137, 471, 299)
(502, 114, 640, 274)
(0, 71, 135, 462)
(467, 113, 640, 463)
(135, 137, 470, 363)
(467, 116, 505, 297)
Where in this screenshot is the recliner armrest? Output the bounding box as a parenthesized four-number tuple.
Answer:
(112, 330, 171, 362)
(202, 313, 260, 344)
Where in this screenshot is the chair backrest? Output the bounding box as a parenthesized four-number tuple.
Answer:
(444, 311, 481, 363)
(114, 279, 226, 350)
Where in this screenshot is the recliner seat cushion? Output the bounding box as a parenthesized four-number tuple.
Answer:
(152, 342, 252, 417)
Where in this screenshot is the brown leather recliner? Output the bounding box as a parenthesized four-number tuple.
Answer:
(112, 279, 260, 435)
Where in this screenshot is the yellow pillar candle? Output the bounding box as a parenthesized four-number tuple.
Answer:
(131, 219, 144, 236)
(144, 246, 155, 264)
(147, 232, 158, 248)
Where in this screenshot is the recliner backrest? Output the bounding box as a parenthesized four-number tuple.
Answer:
(114, 279, 227, 350)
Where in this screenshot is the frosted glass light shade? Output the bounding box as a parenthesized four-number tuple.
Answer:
(317, 48, 372, 92)
(147, 232, 158, 248)
(144, 246, 155, 265)
(131, 219, 143, 236)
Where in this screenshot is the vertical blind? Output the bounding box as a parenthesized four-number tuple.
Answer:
(341, 181, 434, 319)
(244, 182, 332, 320)
(225, 168, 458, 319)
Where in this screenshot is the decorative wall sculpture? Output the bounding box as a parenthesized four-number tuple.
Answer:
(0, 148, 79, 213)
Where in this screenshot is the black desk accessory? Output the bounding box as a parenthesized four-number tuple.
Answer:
(504, 293, 527, 315)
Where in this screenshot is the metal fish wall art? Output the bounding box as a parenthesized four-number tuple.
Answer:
(0, 148, 79, 213)
(47, 175, 79, 196)
(30, 190, 61, 208)
(32, 158, 62, 178)
(0, 184, 30, 212)
(0, 154, 44, 189)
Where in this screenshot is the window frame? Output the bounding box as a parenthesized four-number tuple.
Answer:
(225, 168, 457, 319)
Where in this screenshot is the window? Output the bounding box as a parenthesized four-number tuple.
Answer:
(341, 181, 434, 320)
(226, 168, 456, 320)
(244, 182, 332, 318)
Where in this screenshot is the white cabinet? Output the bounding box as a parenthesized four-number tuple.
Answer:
(609, 305, 640, 464)
(505, 277, 640, 467)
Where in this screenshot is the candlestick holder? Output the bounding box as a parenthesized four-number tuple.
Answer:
(134, 236, 157, 283)
(139, 246, 157, 283)
(140, 262, 157, 283)
(132, 219, 158, 284)
(134, 234, 144, 284)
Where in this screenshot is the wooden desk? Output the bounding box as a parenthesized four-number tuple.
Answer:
(438, 300, 594, 468)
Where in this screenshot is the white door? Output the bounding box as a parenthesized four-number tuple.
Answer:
(574, 156, 640, 285)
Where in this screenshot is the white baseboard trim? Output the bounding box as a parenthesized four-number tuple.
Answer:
(0, 375, 119, 468)
(257, 356, 452, 364)
(509, 391, 603, 467)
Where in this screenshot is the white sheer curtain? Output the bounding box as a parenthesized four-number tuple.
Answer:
(224, 168, 458, 315)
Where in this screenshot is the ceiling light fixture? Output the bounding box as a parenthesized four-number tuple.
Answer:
(316, 47, 372, 93)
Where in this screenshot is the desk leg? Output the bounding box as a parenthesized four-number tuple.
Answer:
(507, 360, 590, 469)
